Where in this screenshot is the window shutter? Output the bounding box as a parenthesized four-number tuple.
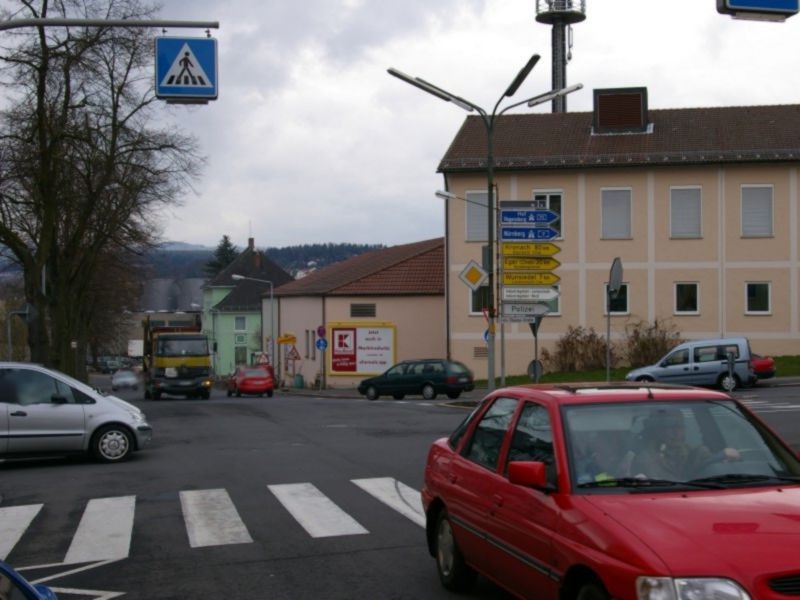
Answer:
(466, 191, 489, 242)
(742, 187, 772, 236)
(602, 190, 631, 239)
(671, 188, 701, 237)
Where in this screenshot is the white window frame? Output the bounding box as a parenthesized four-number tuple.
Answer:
(604, 283, 629, 315)
(465, 189, 491, 242)
(234, 316, 246, 331)
(741, 185, 774, 238)
(469, 285, 490, 316)
(745, 282, 771, 315)
(601, 188, 632, 239)
(532, 190, 564, 240)
(669, 186, 702, 239)
(674, 282, 700, 315)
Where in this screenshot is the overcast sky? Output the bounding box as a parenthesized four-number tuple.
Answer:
(155, 0, 800, 250)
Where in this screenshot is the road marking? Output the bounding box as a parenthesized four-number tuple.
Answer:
(180, 489, 253, 548)
(0, 504, 42, 560)
(64, 496, 135, 564)
(351, 477, 425, 528)
(268, 483, 368, 538)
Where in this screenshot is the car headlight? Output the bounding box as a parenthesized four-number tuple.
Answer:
(637, 577, 751, 600)
(126, 410, 146, 423)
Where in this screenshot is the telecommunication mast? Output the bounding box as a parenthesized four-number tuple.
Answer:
(535, 0, 586, 113)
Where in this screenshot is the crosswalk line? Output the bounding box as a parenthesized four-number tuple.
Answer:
(64, 496, 136, 564)
(0, 504, 43, 560)
(351, 478, 425, 528)
(180, 489, 253, 548)
(268, 483, 368, 538)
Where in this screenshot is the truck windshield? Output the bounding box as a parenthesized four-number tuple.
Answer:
(156, 338, 208, 357)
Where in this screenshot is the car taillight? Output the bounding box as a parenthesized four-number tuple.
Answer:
(447, 376, 457, 384)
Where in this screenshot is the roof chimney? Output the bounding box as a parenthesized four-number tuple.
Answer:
(593, 87, 649, 134)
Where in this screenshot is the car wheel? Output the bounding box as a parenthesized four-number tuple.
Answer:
(91, 425, 133, 463)
(435, 509, 476, 591)
(446, 391, 461, 399)
(153, 391, 162, 401)
(576, 582, 610, 600)
(422, 384, 437, 400)
(227, 389, 232, 397)
(366, 386, 379, 401)
(718, 372, 740, 392)
(392, 392, 405, 400)
(636, 375, 655, 383)
(267, 390, 274, 398)
(144, 388, 151, 400)
(111, 386, 117, 391)
(201, 390, 210, 400)
(236, 388, 242, 397)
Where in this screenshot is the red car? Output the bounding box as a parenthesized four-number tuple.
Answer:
(226, 366, 274, 397)
(752, 353, 776, 380)
(422, 383, 800, 599)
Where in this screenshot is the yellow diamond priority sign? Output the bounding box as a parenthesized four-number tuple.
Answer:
(459, 259, 488, 291)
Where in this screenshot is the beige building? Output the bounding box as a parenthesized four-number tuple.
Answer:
(439, 88, 800, 379)
(270, 238, 444, 388)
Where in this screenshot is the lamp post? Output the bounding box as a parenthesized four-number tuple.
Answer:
(389, 58, 581, 391)
(231, 274, 274, 366)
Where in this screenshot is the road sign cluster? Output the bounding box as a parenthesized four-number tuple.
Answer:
(498, 201, 561, 323)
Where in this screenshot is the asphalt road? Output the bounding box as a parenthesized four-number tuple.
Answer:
(1, 378, 799, 599)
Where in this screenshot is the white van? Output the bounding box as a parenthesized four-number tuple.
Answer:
(625, 338, 756, 391)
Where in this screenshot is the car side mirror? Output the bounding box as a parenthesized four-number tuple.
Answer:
(508, 461, 549, 489)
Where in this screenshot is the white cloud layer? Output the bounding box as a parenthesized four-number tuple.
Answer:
(156, 0, 800, 248)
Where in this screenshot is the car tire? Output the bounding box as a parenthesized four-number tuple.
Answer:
(422, 384, 437, 400)
(718, 372, 740, 392)
(636, 375, 655, 383)
(366, 386, 379, 401)
(201, 390, 210, 400)
(267, 390, 274, 398)
(91, 425, 133, 463)
(227, 389, 232, 397)
(236, 388, 242, 397)
(446, 391, 461, 399)
(153, 391, 162, 401)
(434, 509, 476, 592)
(111, 386, 117, 391)
(576, 582, 611, 600)
(392, 392, 405, 400)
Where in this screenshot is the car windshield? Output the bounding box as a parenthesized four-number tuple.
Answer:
(243, 369, 268, 377)
(562, 399, 800, 492)
(156, 337, 208, 357)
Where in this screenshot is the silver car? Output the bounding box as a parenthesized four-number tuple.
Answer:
(0, 362, 152, 462)
(111, 368, 139, 391)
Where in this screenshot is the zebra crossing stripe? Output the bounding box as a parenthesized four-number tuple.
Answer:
(268, 483, 368, 538)
(351, 478, 425, 528)
(64, 496, 136, 564)
(180, 489, 253, 548)
(0, 504, 42, 560)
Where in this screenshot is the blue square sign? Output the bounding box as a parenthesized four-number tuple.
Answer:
(155, 37, 218, 101)
(718, 0, 798, 16)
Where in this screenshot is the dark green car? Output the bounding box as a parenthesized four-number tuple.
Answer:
(357, 359, 474, 401)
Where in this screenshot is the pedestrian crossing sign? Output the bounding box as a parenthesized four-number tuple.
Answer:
(155, 37, 218, 102)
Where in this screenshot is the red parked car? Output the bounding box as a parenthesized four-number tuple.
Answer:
(226, 366, 274, 397)
(752, 353, 776, 380)
(422, 382, 800, 599)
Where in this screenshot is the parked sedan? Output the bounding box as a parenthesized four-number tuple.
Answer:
(422, 382, 800, 599)
(0, 559, 58, 599)
(226, 366, 274, 397)
(0, 362, 152, 462)
(111, 368, 139, 391)
(752, 353, 776, 380)
(357, 359, 474, 400)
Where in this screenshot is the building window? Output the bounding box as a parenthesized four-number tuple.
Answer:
(670, 187, 702, 238)
(741, 186, 773, 237)
(234, 346, 247, 365)
(746, 282, 771, 314)
(234, 316, 246, 331)
(605, 283, 629, 314)
(601, 189, 632, 239)
(533, 192, 563, 238)
(470, 285, 490, 315)
(466, 190, 490, 242)
(350, 303, 376, 318)
(675, 282, 699, 314)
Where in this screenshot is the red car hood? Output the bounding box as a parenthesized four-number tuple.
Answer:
(584, 486, 800, 576)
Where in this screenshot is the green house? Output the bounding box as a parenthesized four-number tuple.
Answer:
(202, 238, 293, 376)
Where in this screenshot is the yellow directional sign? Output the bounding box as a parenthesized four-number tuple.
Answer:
(501, 242, 561, 257)
(503, 256, 561, 271)
(502, 271, 561, 286)
(277, 334, 297, 344)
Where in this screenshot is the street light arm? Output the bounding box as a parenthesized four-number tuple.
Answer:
(527, 82, 583, 107)
(503, 53, 541, 98)
(387, 68, 478, 113)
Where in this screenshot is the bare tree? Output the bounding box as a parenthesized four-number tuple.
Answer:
(0, 0, 202, 378)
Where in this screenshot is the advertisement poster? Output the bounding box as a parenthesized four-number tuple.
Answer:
(329, 322, 395, 375)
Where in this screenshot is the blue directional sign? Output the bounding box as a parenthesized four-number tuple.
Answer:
(316, 338, 328, 351)
(501, 227, 559, 241)
(500, 209, 560, 225)
(155, 37, 218, 101)
(717, 0, 798, 16)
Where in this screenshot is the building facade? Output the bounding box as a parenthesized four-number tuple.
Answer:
(439, 88, 800, 379)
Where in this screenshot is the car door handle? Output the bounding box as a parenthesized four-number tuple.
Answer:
(10, 410, 27, 417)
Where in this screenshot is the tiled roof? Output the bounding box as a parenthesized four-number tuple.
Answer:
(208, 246, 293, 312)
(275, 238, 444, 297)
(439, 104, 800, 172)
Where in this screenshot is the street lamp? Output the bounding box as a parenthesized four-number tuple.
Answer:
(389, 56, 581, 391)
(231, 274, 274, 366)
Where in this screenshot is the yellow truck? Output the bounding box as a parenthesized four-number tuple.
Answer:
(142, 315, 213, 400)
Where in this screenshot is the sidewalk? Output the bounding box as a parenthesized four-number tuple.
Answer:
(280, 375, 800, 399)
